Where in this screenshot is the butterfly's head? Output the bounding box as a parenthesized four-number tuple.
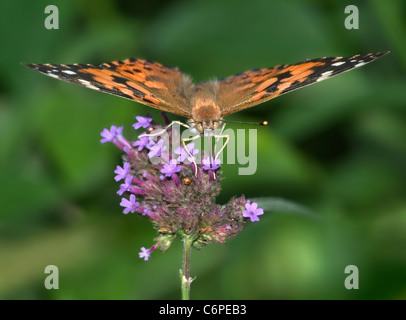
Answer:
(187, 119, 225, 136)
(190, 96, 224, 135)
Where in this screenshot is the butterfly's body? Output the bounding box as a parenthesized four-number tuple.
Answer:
(188, 83, 223, 133)
(24, 52, 388, 135)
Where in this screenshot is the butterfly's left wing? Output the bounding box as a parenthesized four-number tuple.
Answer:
(24, 58, 195, 118)
(216, 52, 388, 117)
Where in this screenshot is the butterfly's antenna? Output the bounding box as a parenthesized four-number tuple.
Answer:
(226, 120, 268, 126)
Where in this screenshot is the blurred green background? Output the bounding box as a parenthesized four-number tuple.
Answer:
(1, 0, 405, 299)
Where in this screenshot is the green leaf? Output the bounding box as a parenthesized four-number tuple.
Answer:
(251, 196, 319, 219)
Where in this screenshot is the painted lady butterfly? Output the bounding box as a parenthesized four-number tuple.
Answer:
(24, 52, 388, 134)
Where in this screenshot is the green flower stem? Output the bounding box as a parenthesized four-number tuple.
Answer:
(181, 234, 195, 300)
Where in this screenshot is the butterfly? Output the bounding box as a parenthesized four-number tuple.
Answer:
(24, 51, 388, 135)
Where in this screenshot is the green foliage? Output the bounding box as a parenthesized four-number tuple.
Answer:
(1, 0, 405, 299)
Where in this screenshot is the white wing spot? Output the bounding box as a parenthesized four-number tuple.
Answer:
(78, 79, 100, 90)
(47, 73, 60, 79)
(354, 61, 366, 68)
(316, 70, 334, 82)
(332, 61, 345, 67)
(62, 70, 77, 75)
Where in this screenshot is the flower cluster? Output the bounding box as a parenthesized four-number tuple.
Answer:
(101, 114, 264, 261)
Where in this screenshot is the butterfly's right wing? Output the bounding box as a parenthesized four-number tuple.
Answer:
(24, 58, 195, 118)
(216, 52, 388, 117)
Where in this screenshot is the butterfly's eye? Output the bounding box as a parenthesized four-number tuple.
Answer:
(195, 122, 203, 133)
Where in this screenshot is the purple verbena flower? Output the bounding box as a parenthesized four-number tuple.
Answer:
(100, 125, 123, 143)
(202, 157, 221, 171)
(139, 247, 151, 261)
(103, 113, 265, 261)
(148, 138, 167, 158)
(120, 194, 140, 214)
(133, 115, 153, 130)
(133, 132, 154, 151)
(100, 125, 132, 151)
(139, 244, 158, 261)
(174, 142, 199, 163)
(242, 201, 264, 222)
(117, 175, 133, 196)
(160, 159, 182, 179)
(114, 162, 130, 182)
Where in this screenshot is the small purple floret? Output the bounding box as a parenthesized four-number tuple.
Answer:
(242, 201, 264, 222)
(114, 162, 130, 182)
(120, 194, 140, 214)
(133, 132, 154, 151)
(117, 175, 133, 196)
(160, 159, 182, 178)
(148, 139, 167, 158)
(133, 115, 153, 130)
(100, 125, 123, 143)
(202, 157, 221, 171)
(139, 244, 157, 261)
(174, 142, 199, 163)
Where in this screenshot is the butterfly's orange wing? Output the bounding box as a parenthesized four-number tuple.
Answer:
(215, 52, 388, 117)
(24, 58, 195, 118)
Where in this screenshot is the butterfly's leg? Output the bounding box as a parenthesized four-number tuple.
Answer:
(181, 134, 200, 176)
(214, 134, 230, 160)
(139, 121, 190, 138)
(211, 133, 230, 180)
(211, 123, 228, 179)
(213, 122, 226, 158)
